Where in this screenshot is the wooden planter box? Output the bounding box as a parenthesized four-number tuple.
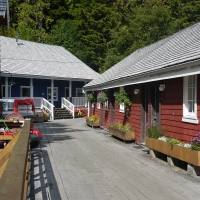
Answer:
(146, 137, 200, 167)
(33, 115, 50, 122)
(109, 127, 135, 141)
(86, 118, 100, 127)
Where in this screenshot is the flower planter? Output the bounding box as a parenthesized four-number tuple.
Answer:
(86, 118, 100, 128)
(109, 127, 135, 141)
(33, 115, 50, 122)
(146, 137, 200, 167)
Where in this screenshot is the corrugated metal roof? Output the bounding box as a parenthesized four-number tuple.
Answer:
(0, 36, 99, 81)
(85, 22, 200, 89)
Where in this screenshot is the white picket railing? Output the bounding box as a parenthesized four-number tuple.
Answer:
(0, 97, 55, 120)
(61, 97, 74, 118)
(67, 97, 87, 108)
(42, 98, 55, 120)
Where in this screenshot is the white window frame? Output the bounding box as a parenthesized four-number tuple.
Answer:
(97, 102, 101, 109)
(20, 86, 30, 97)
(105, 100, 109, 110)
(47, 87, 58, 101)
(76, 88, 84, 97)
(182, 75, 198, 124)
(119, 102, 125, 113)
(2, 85, 11, 97)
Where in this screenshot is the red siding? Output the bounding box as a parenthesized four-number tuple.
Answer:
(92, 75, 200, 144)
(161, 76, 200, 142)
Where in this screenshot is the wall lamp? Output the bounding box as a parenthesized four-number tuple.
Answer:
(159, 84, 165, 91)
(113, 92, 118, 97)
(134, 89, 139, 94)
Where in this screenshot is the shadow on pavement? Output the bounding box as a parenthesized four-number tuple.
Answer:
(29, 148, 61, 200)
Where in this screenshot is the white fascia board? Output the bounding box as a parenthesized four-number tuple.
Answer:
(84, 59, 200, 92)
(1, 73, 92, 82)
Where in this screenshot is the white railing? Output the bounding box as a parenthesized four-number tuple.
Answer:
(0, 97, 55, 120)
(61, 97, 74, 119)
(42, 98, 55, 120)
(67, 97, 87, 108)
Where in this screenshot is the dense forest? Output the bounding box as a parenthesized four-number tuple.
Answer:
(1, 0, 200, 73)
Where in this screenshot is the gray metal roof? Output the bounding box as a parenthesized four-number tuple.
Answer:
(0, 0, 7, 12)
(84, 22, 200, 90)
(0, 36, 99, 81)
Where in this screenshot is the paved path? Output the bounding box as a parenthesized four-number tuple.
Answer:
(29, 118, 200, 200)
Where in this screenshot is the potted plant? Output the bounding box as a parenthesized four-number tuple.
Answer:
(115, 89, 132, 116)
(97, 91, 108, 103)
(109, 121, 135, 141)
(86, 115, 100, 128)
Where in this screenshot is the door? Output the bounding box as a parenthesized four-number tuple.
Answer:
(150, 85, 160, 126)
(141, 85, 148, 143)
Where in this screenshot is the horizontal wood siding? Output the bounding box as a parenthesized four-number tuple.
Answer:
(127, 86, 142, 143)
(2, 77, 85, 108)
(92, 103, 100, 117)
(161, 77, 200, 142)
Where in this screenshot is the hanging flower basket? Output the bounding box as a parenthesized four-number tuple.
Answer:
(87, 93, 95, 103)
(97, 91, 108, 103)
(115, 89, 132, 116)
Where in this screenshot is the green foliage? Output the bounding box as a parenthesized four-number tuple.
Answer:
(97, 91, 108, 103)
(109, 121, 133, 133)
(87, 115, 100, 122)
(5, 0, 200, 72)
(146, 123, 163, 139)
(87, 93, 95, 103)
(190, 132, 200, 151)
(115, 89, 132, 116)
(167, 138, 180, 147)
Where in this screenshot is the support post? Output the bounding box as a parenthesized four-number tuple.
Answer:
(69, 80, 72, 102)
(51, 79, 54, 106)
(30, 78, 33, 98)
(5, 77, 8, 110)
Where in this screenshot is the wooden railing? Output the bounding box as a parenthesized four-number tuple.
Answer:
(0, 120, 31, 200)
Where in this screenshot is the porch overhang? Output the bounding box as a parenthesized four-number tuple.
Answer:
(84, 58, 200, 92)
(1, 72, 92, 82)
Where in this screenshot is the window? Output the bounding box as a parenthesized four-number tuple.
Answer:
(47, 87, 58, 101)
(97, 102, 100, 109)
(21, 86, 30, 97)
(2, 85, 11, 97)
(182, 75, 198, 124)
(119, 103, 125, 113)
(76, 88, 84, 97)
(105, 100, 109, 110)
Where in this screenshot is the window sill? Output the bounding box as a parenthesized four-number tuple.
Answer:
(182, 117, 199, 124)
